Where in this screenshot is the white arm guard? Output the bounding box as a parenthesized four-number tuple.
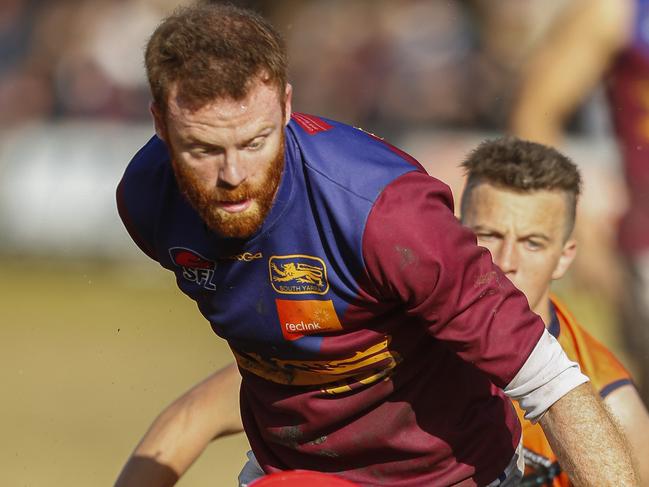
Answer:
(504, 329, 589, 422)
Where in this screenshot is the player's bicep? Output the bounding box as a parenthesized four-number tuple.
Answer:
(193, 363, 243, 438)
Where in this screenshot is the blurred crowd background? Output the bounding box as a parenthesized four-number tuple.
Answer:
(0, 0, 596, 130)
(0, 1, 634, 486)
(1, 0, 620, 259)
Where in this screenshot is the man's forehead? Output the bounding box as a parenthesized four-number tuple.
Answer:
(466, 183, 568, 228)
(470, 182, 566, 205)
(167, 78, 282, 115)
(164, 83, 282, 139)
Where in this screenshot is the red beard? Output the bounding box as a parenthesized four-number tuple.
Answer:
(172, 134, 285, 238)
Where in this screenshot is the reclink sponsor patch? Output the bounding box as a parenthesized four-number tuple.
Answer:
(275, 299, 342, 341)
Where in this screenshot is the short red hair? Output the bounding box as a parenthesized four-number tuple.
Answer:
(145, 3, 288, 114)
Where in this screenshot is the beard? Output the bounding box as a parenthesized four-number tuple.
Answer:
(172, 133, 285, 239)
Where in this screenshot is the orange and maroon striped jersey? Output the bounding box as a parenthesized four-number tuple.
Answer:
(515, 295, 633, 486)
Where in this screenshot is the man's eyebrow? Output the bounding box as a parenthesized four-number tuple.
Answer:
(240, 126, 274, 144)
(180, 125, 275, 147)
(470, 224, 501, 234)
(523, 233, 551, 242)
(180, 134, 219, 147)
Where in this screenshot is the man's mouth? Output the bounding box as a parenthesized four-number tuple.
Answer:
(216, 199, 252, 213)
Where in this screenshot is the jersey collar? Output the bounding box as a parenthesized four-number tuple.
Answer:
(547, 301, 561, 338)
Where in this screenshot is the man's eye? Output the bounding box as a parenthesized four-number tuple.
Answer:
(191, 146, 221, 157)
(526, 240, 543, 250)
(246, 138, 265, 150)
(476, 233, 496, 242)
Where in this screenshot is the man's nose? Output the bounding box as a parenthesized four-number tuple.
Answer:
(494, 240, 518, 275)
(218, 151, 246, 188)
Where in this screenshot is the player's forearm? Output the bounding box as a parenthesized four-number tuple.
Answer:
(114, 453, 179, 487)
(116, 401, 214, 487)
(114, 363, 243, 487)
(540, 382, 639, 486)
(114, 400, 224, 487)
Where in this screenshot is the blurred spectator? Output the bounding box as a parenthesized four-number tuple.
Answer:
(0, 0, 177, 129)
(50, 0, 166, 119)
(1, 0, 581, 133)
(465, 0, 573, 127)
(280, 0, 477, 133)
(272, 0, 575, 136)
(509, 0, 649, 404)
(0, 0, 54, 127)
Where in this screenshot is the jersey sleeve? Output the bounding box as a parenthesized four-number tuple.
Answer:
(116, 135, 171, 262)
(361, 170, 546, 387)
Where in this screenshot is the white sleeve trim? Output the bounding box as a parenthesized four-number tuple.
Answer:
(504, 328, 589, 422)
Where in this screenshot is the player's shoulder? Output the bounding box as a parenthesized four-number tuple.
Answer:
(551, 295, 608, 350)
(117, 135, 177, 213)
(550, 295, 631, 388)
(119, 135, 172, 189)
(551, 295, 605, 351)
(116, 135, 176, 261)
(287, 113, 428, 202)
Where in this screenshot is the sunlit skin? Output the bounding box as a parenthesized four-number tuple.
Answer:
(151, 78, 293, 238)
(462, 183, 577, 324)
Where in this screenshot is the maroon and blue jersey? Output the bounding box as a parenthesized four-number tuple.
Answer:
(117, 114, 545, 486)
(608, 0, 649, 256)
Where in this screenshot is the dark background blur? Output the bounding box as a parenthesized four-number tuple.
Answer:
(0, 1, 630, 485)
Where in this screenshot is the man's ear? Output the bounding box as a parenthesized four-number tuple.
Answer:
(283, 83, 293, 126)
(552, 238, 577, 280)
(150, 102, 166, 141)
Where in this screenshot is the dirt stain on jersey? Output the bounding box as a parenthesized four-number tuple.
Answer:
(271, 425, 303, 448)
(474, 270, 500, 288)
(309, 435, 327, 446)
(395, 246, 418, 269)
(255, 297, 267, 316)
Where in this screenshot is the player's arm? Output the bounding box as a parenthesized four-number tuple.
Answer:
(604, 384, 649, 484)
(510, 0, 633, 145)
(362, 172, 639, 483)
(538, 382, 639, 486)
(505, 331, 640, 485)
(114, 362, 243, 487)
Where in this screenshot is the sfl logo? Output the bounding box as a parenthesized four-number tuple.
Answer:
(169, 247, 217, 290)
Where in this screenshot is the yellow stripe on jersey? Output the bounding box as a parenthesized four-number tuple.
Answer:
(232, 337, 401, 393)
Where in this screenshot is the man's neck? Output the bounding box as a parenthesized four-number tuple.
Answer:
(533, 294, 553, 327)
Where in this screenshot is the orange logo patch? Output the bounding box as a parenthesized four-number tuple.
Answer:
(275, 299, 342, 341)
